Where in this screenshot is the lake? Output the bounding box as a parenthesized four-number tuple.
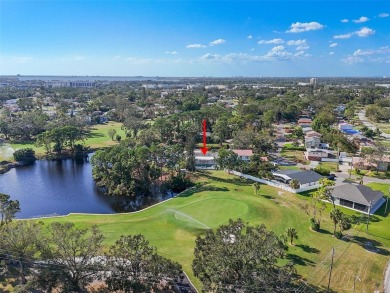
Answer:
(0, 154, 167, 219)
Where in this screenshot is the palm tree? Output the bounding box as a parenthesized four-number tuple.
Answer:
(318, 178, 336, 208)
(253, 182, 261, 195)
(289, 179, 300, 190)
(286, 227, 298, 245)
(330, 208, 343, 235)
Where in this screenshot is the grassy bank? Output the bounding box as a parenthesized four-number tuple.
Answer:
(8, 122, 125, 156)
(35, 170, 389, 292)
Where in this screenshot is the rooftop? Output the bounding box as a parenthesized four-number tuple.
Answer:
(332, 183, 384, 206)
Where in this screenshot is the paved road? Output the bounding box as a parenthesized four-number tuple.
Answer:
(358, 110, 390, 139)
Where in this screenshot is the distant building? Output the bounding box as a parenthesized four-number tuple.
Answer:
(232, 149, 253, 161)
(304, 149, 329, 161)
(338, 123, 353, 131)
(305, 136, 321, 149)
(310, 78, 317, 85)
(194, 150, 217, 169)
(298, 118, 313, 127)
(352, 156, 390, 171)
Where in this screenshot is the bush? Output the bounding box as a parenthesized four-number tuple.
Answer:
(314, 165, 330, 176)
(166, 174, 194, 193)
(13, 148, 36, 164)
(310, 218, 320, 231)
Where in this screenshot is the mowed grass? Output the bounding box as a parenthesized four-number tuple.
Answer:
(8, 122, 125, 156)
(37, 171, 390, 292)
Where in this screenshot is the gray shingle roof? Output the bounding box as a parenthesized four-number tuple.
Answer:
(332, 183, 384, 206)
(275, 170, 324, 184)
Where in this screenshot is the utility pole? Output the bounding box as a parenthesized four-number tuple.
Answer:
(327, 247, 335, 293)
(366, 200, 372, 233)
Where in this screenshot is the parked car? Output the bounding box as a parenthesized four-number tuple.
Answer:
(327, 174, 336, 180)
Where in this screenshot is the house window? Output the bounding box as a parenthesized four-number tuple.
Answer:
(354, 203, 368, 212)
(340, 199, 353, 208)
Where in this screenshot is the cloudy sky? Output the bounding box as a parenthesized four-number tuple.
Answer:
(0, 0, 389, 77)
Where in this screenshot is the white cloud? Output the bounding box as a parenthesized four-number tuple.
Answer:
(329, 43, 338, 48)
(258, 38, 284, 44)
(329, 52, 335, 55)
(286, 21, 325, 33)
(355, 27, 375, 37)
(200, 53, 222, 60)
(353, 16, 369, 23)
(165, 51, 178, 55)
(342, 56, 364, 64)
(379, 13, 389, 18)
(113, 56, 120, 59)
(247, 35, 253, 39)
(333, 27, 375, 39)
(341, 19, 349, 23)
(125, 57, 153, 64)
(296, 45, 310, 51)
(342, 46, 390, 64)
(287, 39, 306, 46)
(199, 46, 310, 64)
(249, 48, 255, 51)
(186, 44, 206, 48)
(209, 38, 226, 46)
(334, 33, 353, 39)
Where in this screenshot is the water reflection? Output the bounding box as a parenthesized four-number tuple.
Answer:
(0, 154, 167, 219)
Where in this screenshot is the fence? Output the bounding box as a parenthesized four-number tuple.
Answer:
(229, 170, 317, 194)
(321, 158, 339, 163)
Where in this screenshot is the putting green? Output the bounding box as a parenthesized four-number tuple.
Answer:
(173, 198, 249, 229)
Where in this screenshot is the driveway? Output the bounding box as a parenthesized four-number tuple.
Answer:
(358, 110, 390, 139)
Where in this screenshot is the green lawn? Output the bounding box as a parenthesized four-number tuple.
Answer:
(7, 122, 125, 156)
(352, 169, 390, 180)
(83, 122, 126, 149)
(319, 162, 339, 172)
(35, 170, 389, 292)
(280, 149, 308, 164)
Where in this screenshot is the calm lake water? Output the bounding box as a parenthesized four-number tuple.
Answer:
(0, 154, 162, 219)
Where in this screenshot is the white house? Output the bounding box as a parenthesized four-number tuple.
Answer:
(304, 149, 329, 161)
(305, 136, 321, 149)
(272, 170, 324, 190)
(232, 149, 253, 161)
(194, 150, 217, 169)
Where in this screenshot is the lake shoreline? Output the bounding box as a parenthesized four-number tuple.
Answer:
(19, 186, 196, 220)
(0, 149, 97, 175)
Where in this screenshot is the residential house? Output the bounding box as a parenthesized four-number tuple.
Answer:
(272, 170, 324, 190)
(298, 118, 313, 127)
(305, 130, 322, 138)
(305, 136, 321, 149)
(304, 149, 329, 161)
(331, 183, 386, 214)
(194, 150, 217, 169)
(352, 156, 390, 171)
(232, 149, 253, 161)
(338, 122, 353, 131)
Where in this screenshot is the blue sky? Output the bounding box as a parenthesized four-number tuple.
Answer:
(0, 0, 389, 77)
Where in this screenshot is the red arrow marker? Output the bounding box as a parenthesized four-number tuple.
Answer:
(200, 119, 208, 155)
